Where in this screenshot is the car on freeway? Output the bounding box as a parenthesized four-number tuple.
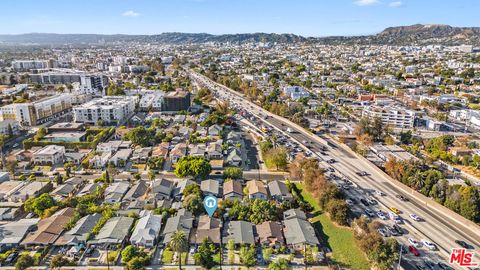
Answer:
(326, 167, 335, 172)
(365, 209, 375, 217)
(385, 226, 399, 236)
(424, 260, 436, 270)
(389, 207, 401, 214)
(345, 199, 354, 206)
(396, 194, 409, 201)
(409, 213, 422, 221)
(326, 159, 336, 164)
(375, 190, 385, 196)
(392, 224, 404, 235)
(356, 171, 369, 176)
(437, 262, 455, 270)
(421, 240, 436, 250)
(409, 245, 420, 256)
(377, 228, 389, 237)
(377, 211, 387, 220)
(455, 240, 473, 249)
(360, 198, 369, 206)
(367, 198, 378, 205)
(408, 238, 422, 248)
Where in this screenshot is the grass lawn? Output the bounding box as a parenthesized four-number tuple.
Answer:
(296, 183, 370, 270)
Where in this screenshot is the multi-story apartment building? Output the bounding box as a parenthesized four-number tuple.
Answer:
(11, 60, 49, 71)
(362, 106, 417, 129)
(29, 70, 108, 86)
(162, 90, 191, 112)
(139, 92, 164, 111)
(73, 96, 138, 125)
(0, 94, 72, 126)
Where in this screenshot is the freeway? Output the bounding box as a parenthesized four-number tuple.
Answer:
(190, 71, 480, 269)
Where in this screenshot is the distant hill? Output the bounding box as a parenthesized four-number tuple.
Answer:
(0, 32, 306, 45)
(1, 25, 480, 46)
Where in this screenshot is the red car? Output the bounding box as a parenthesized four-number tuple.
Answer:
(409, 245, 420, 256)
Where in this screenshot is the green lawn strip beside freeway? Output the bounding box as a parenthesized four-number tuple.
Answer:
(296, 183, 370, 270)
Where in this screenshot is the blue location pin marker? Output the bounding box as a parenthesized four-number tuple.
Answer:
(203, 195, 218, 217)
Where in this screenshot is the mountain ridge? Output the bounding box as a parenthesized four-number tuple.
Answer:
(1, 24, 479, 46)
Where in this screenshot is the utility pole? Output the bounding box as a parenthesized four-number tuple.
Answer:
(397, 244, 403, 270)
(106, 247, 110, 270)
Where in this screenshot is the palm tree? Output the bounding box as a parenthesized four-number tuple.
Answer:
(169, 230, 188, 270)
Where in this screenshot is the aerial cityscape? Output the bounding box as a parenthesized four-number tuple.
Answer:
(0, 1, 479, 270)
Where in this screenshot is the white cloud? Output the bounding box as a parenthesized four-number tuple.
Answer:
(389, 1, 403, 7)
(354, 0, 380, 6)
(122, 10, 140, 17)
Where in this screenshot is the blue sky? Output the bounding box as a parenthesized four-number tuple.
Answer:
(2, 0, 479, 36)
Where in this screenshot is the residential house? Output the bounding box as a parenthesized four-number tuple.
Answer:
(110, 149, 132, 167)
(200, 179, 220, 197)
(0, 208, 20, 220)
(206, 142, 223, 160)
(170, 143, 187, 163)
(223, 180, 243, 201)
(132, 147, 152, 164)
(246, 180, 268, 200)
(222, 220, 255, 245)
(268, 180, 293, 202)
(89, 216, 134, 248)
(0, 181, 26, 201)
(50, 177, 84, 201)
(226, 148, 242, 167)
(152, 178, 174, 200)
(283, 208, 307, 221)
(77, 182, 102, 197)
(54, 213, 102, 246)
(10, 181, 52, 202)
(123, 180, 148, 203)
(162, 209, 193, 245)
(21, 208, 76, 248)
(32, 145, 65, 165)
(172, 179, 195, 200)
(256, 221, 285, 249)
(0, 218, 39, 252)
(208, 125, 222, 137)
(189, 144, 206, 158)
(130, 210, 162, 248)
(193, 215, 221, 244)
(104, 181, 130, 204)
(283, 217, 319, 251)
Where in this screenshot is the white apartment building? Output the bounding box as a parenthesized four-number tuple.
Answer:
(11, 60, 49, 71)
(73, 96, 138, 124)
(362, 106, 417, 129)
(139, 92, 164, 111)
(32, 145, 66, 165)
(0, 94, 72, 126)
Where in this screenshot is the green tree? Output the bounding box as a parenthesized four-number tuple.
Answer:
(24, 193, 56, 217)
(34, 127, 47, 141)
(169, 230, 188, 270)
(267, 258, 290, 270)
(174, 156, 212, 179)
(121, 245, 137, 264)
(223, 167, 243, 179)
(193, 238, 216, 269)
(262, 247, 274, 263)
(125, 126, 157, 147)
(326, 199, 349, 226)
(15, 254, 34, 270)
(239, 244, 257, 267)
(50, 255, 72, 268)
